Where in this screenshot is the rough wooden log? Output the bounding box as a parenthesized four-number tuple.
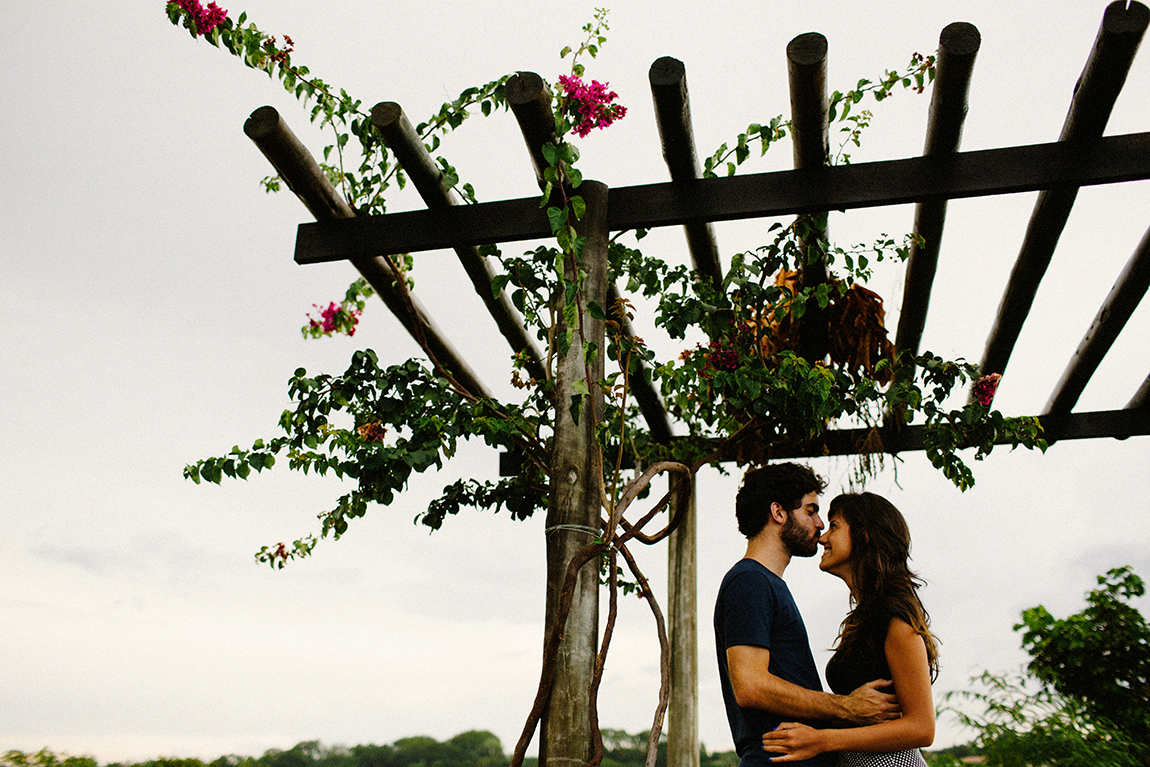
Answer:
(649, 56, 723, 290)
(506, 72, 674, 444)
(370, 102, 546, 381)
(295, 132, 1150, 261)
(895, 22, 981, 356)
(243, 105, 490, 399)
(506, 72, 557, 191)
(666, 482, 698, 767)
(710, 406, 1150, 460)
(787, 32, 831, 363)
(1129, 375, 1150, 410)
(979, 0, 1150, 378)
(540, 180, 609, 767)
(1045, 224, 1150, 414)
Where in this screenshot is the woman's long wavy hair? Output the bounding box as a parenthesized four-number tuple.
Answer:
(829, 492, 939, 680)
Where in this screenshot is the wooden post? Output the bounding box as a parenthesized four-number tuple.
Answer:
(540, 180, 609, 767)
(649, 55, 705, 767)
(242, 106, 491, 399)
(895, 22, 981, 357)
(979, 0, 1150, 379)
(666, 482, 699, 767)
(786, 32, 831, 363)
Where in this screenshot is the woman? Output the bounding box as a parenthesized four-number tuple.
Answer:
(762, 492, 938, 765)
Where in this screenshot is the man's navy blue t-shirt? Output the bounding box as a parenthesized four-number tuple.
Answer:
(714, 559, 833, 767)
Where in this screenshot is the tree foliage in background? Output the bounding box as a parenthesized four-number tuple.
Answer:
(3, 731, 744, 767)
(944, 566, 1150, 767)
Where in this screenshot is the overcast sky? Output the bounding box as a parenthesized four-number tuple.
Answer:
(3, 0, 1150, 762)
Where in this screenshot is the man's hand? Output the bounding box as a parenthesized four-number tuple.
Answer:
(843, 679, 901, 725)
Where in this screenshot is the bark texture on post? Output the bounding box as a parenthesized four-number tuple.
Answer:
(786, 32, 831, 364)
(540, 180, 609, 767)
(666, 483, 699, 767)
(243, 105, 490, 399)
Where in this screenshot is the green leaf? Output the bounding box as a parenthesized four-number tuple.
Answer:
(547, 206, 568, 234)
(569, 393, 584, 425)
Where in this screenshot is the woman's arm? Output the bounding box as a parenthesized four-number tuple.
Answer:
(762, 617, 935, 761)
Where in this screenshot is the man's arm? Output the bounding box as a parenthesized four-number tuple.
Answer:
(727, 645, 900, 726)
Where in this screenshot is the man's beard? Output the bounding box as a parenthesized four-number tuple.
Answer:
(781, 511, 818, 557)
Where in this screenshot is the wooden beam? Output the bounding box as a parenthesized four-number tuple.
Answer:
(1045, 224, 1150, 414)
(369, 102, 546, 382)
(649, 56, 723, 290)
(728, 406, 1150, 459)
(506, 72, 557, 191)
(895, 21, 981, 357)
(243, 106, 491, 399)
(1129, 375, 1150, 410)
(295, 132, 1150, 262)
(787, 32, 831, 363)
(979, 0, 1150, 378)
(505, 72, 674, 444)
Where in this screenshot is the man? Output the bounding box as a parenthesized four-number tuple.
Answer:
(714, 463, 900, 766)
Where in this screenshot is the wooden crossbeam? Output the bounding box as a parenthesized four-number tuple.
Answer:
(786, 32, 832, 364)
(649, 57, 722, 290)
(727, 406, 1150, 460)
(295, 132, 1150, 264)
(505, 72, 675, 444)
(979, 0, 1150, 378)
(243, 105, 491, 399)
(370, 101, 547, 382)
(1045, 224, 1150, 414)
(894, 21, 980, 357)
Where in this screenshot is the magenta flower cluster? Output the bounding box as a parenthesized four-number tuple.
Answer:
(973, 373, 1002, 406)
(170, 0, 228, 36)
(306, 302, 362, 337)
(558, 75, 627, 138)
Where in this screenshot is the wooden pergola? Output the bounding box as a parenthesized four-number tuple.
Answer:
(241, 3, 1150, 766)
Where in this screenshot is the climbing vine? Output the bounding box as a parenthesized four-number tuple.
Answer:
(167, 5, 1045, 765)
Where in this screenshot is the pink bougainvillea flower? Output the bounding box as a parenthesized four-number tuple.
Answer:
(169, 0, 228, 36)
(973, 373, 1002, 406)
(303, 300, 362, 338)
(706, 340, 740, 372)
(198, 2, 228, 34)
(558, 74, 627, 138)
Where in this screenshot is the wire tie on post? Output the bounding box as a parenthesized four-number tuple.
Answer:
(544, 524, 602, 539)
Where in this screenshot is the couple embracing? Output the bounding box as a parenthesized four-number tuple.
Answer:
(714, 463, 937, 766)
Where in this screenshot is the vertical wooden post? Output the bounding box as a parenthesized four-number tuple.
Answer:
(667, 482, 699, 767)
(540, 180, 609, 767)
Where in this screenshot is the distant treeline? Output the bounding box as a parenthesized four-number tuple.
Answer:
(4, 731, 975, 767)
